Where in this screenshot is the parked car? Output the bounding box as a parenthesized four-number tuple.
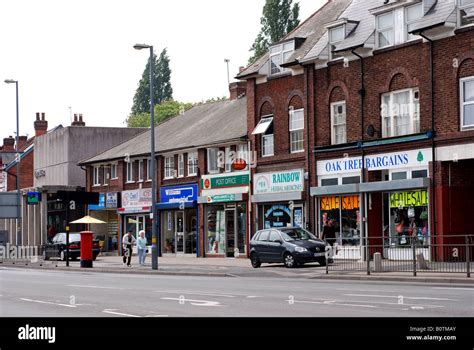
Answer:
(249, 227, 327, 268)
(43, 232, 100, 261)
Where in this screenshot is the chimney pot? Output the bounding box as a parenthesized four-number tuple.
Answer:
(36, 112, 40, 121)
(79, 114, 83, 122)
(41, 112, 45, 121)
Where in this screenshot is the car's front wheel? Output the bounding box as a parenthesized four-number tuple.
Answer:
(250, 253, 261, 268)
(283, 253, 297, 268)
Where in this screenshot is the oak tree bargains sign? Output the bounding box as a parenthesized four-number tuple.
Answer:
(254, 170, 304, 195)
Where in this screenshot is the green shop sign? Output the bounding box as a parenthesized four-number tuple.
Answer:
(206, 194, 236, 203)
(390, 190, 428, 208)
(202, 174, 249, 189)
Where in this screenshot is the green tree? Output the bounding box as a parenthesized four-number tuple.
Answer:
(126, 100, 193, 128)
(248, 0, 300, 64)
(131, 48, 173, 115)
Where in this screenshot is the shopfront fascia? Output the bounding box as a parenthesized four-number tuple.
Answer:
(88, 192, 120, 252)
(157, 184, 198, 257)
(252, 169, 306, 233)
(199, 172, 250, 258)
(312, 148, 432, 261)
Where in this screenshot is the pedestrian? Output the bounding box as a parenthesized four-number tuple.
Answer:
(122, 230, 136, 267)
(137, 230, 147, 266)
(322, 219, 337, 263)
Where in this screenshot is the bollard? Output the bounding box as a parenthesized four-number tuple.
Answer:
(412, 239, 417, 277)
(466, 236, 471, 278)
(374, 252, 382, 272)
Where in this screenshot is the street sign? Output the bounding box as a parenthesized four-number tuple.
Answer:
(27, 192, 42, 205)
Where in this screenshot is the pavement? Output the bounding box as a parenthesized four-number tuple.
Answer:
(0, 254, 473, 284)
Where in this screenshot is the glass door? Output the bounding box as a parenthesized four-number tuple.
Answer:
(175, 211, 185, 254)
(225, 209, 236, 257)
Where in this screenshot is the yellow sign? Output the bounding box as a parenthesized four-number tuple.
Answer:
(390, 190, 428, 208)
(320, 196, 360, 210)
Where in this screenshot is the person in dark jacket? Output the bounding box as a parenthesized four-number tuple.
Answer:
(322, 219, 337, 247)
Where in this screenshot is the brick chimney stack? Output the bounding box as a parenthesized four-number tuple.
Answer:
(34, 112, 48, 137)
(2, 136, 15, 151)
(18, 136, 28, 150)
(71, 114, 86, 127)
(229, 81, 247, 100)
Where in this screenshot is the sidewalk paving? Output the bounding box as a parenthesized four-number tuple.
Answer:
(1, 255, 473, 284)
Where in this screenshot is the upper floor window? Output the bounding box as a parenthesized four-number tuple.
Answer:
(110, 163, 118, 180)
(405, 3, 423, 41)
(331, 102, 347, 145)
(188, 152, 198, 176)
(138, 160, 144, 182)
(93, 166, 101, 186)
(460, 76, 474, 129)
(381, 88, 420, 138)
(126, 161, 134, 183)
(459, 0, 474, 27)
(289, 109, 304, 153)
(236, 144, 249, 171)
(252, 116, 274, 157)
(207, 148, 219, 174)
(376, 12, 394, 48)
(146, 159, 152, 181)
(178, 154, 185, 178)
(329, 25, 345, 60)
(225, 147, 232, 172)
(269, 41, 295, 76)
(164, 156, 175, 179)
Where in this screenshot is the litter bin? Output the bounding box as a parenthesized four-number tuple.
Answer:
(80, 231, 94, 268)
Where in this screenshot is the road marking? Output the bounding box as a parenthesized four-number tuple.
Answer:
(155, 290, 236, 298)
(161, 297, 223, 307)
(145, 315, 169, 317)
(246, 296, 262, 299)
(311, 298, 444, 309)
(433, 287, 474, 291)
(343, 294, 459, 301)
(294, 300, 376, 309)
(336, 288, 397, 293)
(20, 298, 76, 308)
(103, 309, 141, 317)
(68, 284, 128, 290)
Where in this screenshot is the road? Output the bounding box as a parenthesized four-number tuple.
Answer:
(0, 267, 473, 317)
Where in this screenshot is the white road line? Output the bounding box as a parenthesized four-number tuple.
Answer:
(336, 288, 397, 293)
(161, 297, 223, 307)
(20, 298, 77, 308)
(68, 285, 128, 290)
(246, 296, 262, 299)
(433, 287, 474, 291)
(155, 290, 236, 298)
(294, 300, 376, 309)
(145, 315, 169, 317)
(310, 298, 445, 309)
(103, 309, 141, 317)
(343, 294, 459, 301)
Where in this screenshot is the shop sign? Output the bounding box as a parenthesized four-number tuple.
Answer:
(320, 196, 360, 210)
(0, 171, 7, 192)
(160, 184, 198, 204)
(106, 192, 118, 209)
(122, 189, 152, 209)
(390, 190, 428, 208)
(206, 194, 236, 203)
(317, 149, 432, 176)
(254, 169, 304, 195)
(201, 174, 249, 190)
(88, 193, 106, 210)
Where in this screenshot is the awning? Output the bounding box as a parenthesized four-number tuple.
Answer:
(252, 192, 302, 203)
(155, 201, 197, 210)
(310, 184, 359, 197)
(252, 117, 273, 135)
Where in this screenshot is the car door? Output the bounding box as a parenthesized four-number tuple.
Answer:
(267, 230, 285, 262)
(253, 230, 270, 261)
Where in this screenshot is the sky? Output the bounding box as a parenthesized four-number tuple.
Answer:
(0, 0, 326, 139)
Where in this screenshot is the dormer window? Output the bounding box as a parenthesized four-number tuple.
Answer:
(329, 25, 345, 60)
(376, 12, 394, 48)
(269, 41, 295, 76)
(459, 0, 474, 27)
(406, 3, 423, 41)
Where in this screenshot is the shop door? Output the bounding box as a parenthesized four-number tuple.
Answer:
(175, 211, 185, 254)
(225, 209, 236, 257)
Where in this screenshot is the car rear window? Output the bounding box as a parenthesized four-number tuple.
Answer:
(256, 231, 269, 242)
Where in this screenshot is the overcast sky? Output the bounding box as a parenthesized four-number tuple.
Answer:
(0, 0, 326, 139)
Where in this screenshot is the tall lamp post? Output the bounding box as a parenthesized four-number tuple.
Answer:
(4, 79, 21, 245)
(133, 44, 158, 270)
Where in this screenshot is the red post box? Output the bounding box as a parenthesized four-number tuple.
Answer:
(80, 231, 94, 268)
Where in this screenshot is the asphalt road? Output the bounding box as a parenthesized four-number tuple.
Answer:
(0, 267, 473, 317)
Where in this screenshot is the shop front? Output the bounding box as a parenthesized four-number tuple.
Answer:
(88, 192, 120, 252)
(199, 173, 250, 258)
(157, 184, 198, 256)
(312, 148, 432, 261)
(252, 169, 306, 232)
(118, 188, 152, 253)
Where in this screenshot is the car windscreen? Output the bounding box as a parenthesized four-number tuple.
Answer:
(280, 228, 317, 241)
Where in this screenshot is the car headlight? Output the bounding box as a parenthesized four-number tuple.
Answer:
(295, 246, 308, 253)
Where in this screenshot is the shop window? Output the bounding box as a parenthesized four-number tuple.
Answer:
(289, 108, 304, 153)
(460, 76, 474, 129)
(342, 176, 360, 185)
(206, 205, 226, 254)
(381, 88, 420, 138)
(187, 152, 198, 176)
(237, 204, 246, 254)
(207, 148, 219, 174)
(321, 178, 338, 186)
(412, 169, 428, 179)
(459, 0, 474, 27)
(331, 102, 346, 145)
(126, 161, 134, 183)
(178, 154, 185, 178)
(391, 171, 407, 180)
(262, 205, 292, 229)
(164, 156, 175, 179)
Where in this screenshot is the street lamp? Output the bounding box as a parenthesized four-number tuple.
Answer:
(134, 43, 158, 270)
(4, 79, 21, 245)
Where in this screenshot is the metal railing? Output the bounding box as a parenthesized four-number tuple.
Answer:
(324, 235, 473, 277)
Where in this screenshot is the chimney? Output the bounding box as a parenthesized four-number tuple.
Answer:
(34, 112, 48, 137)
(18, 136, 28, 150)
(229, 81, 247, 100)
(2, 136, 15, 151)
(239, 66, 245, 73)
(71, 113, 86, 127)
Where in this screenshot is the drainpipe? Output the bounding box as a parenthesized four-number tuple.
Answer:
(305, 65, 312, 232)
(418, 31, 437, 253)
(352, 49, 367, 262)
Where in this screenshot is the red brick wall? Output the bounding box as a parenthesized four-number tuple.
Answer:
(7, 150, 34, 191)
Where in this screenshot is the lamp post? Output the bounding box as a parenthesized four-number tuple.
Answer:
(4, 79, 21, 246)
(134, 44, 158, 270)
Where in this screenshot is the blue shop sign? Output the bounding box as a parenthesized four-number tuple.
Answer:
(160, 184, 198, 204)
(88, 193, 106, 210)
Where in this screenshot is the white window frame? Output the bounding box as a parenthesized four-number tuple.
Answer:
(459, 0, 474, 27)
(289, 108, 305, 153)
(331, 101, 347, 145)
(93, 166, 101, 186)
(138, 160, 144, 182)
(236, 144, 249, 171)
(103, 166, 108, 185)
(178, 154, 185, 178)
(110, 163, 118, 180)
(376, 11, 395, 49)
(405, 2, 423, 41)
(164, 156, 175, 180)
(460, 76, 474, 129)
(187, 152, 198, 177)
(269, 41, 295, 76)
(329, 25, 345, 61)
(381, 88, 420, 138)
(126, 161, 134, 183)
(146, 159, 152, 181)
(207, 148, 219, 174)
(225, 147, 232, 172)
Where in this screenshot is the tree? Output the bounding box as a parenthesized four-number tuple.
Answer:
(126, 100, 193, 128)
(248, 0, 300, 64)
(131, 48, 173, 115)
